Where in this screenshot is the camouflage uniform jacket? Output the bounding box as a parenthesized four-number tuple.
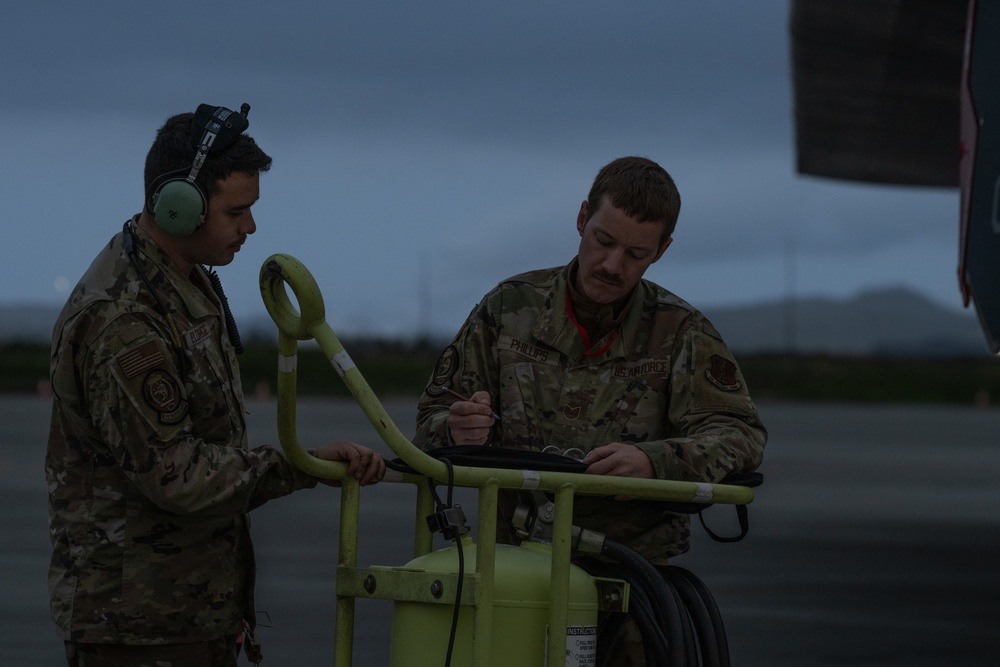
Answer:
(414, 262, 766, 563)
(46, 219, 318, 644)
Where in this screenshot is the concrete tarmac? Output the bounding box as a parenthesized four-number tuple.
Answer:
(3, 396, 999, 666)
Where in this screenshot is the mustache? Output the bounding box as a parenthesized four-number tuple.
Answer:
(592, 270, 624, 287)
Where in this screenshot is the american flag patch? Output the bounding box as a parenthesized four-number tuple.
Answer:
(118, 341, 165, 378)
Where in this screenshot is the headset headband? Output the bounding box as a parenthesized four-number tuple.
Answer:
(150, 102, 251, 237)
(185, 104, 250, 184)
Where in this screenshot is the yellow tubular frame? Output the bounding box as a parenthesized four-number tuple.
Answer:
(259, 253, 756, 666)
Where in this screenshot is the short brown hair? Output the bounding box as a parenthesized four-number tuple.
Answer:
(143, 111, 272, 212)
(586, 156, 681, 242)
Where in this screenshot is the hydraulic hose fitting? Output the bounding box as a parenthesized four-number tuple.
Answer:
(571, 526, 606, 554)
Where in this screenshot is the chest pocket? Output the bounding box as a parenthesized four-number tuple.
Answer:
(497, 358, 548, 450)
(180, 317, 246, 441)
(497, 346, 672, 452)
(496, 331, 566, 449)
(614, 377, 671, 444)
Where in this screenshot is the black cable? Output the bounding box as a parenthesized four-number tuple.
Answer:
(596, 543, 668, 635)
(203, 266, 244, 354)
(122, 222, 188, 378)
(664, 567, 714, 665)
(578, 540, 740, 666)
(426, 460, 462, 667)
(665, 566, 731, 667)
(658, 567, 697, 667)
(673, 575, 700, 667)
(697, 504, 751, 543)
(596, 611, 628, 667)
(601, 539, 689, 666)
(622, 580, 669, 665)
(585, 556, 671, 666)
(574, 557, 664, 666)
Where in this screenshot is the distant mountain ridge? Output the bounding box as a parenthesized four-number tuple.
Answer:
(1, 287, 988, 356)
(702, 287, 985, 356)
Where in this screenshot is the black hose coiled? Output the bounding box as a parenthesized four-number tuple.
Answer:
(601, 540, 691, 666)
(663, 566, 730, 666)
(577, 540, 730, 666)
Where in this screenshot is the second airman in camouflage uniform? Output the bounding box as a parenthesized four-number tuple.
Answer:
(414, 156, 766, 666)
(415, 259, 765, 559)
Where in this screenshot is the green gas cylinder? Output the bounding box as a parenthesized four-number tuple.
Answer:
(390, 540, 598, 666)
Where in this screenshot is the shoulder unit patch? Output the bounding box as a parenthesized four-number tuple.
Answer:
(705, 354, 742, 391)
(427, 345, 459, 396)
(142, 369, 188, 424)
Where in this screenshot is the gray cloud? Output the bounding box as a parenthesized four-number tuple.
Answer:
(1, 0, 966, 338)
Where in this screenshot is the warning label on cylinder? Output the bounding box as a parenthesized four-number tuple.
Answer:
(547, 624, 597, 666)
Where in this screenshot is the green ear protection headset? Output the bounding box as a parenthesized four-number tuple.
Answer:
(151, 103, 251, 237)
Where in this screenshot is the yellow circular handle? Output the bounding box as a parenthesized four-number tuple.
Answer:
(259, 253, 326, 341)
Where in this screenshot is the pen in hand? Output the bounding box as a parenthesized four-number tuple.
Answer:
(443, 387, 502, 423)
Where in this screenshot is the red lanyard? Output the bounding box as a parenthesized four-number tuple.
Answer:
(565, 290, 619, 357)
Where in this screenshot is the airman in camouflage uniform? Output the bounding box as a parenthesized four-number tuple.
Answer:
(414, 156, 765, 666)
(415, 259, 765, 558)
(47, 106, 384, 667)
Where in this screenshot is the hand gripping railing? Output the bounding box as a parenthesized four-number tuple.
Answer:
(258, 253, 756, 667)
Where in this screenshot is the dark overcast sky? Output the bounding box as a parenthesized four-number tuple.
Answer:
(1, 1, 963, 337)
